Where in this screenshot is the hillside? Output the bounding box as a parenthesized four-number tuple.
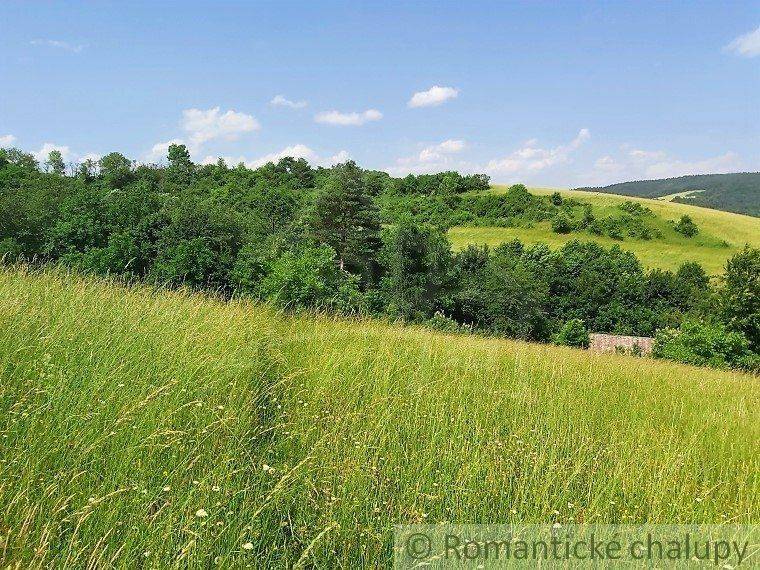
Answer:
(1, 269, 758, 567)
(575, 173, 760, 217)
(449, 186, 760, 275)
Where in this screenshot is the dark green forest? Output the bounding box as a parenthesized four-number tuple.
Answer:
(577, 172, 760, 217)
(1, 144, 758, 371)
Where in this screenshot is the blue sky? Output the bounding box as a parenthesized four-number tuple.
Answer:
(1, 1, 758, 186)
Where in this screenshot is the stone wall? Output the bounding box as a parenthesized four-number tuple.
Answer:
(588, 333, 654, 355)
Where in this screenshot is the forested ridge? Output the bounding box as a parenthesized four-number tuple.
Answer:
(576, 172, 760, 217)
(1, 144, 758, 370)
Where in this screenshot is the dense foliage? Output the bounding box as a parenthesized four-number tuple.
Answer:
(1, 144, 757, 370)
(577, 172, 760, 217)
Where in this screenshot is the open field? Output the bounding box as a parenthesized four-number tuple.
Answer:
(450, 186, 760, 274)
(1, 268, 758, 567)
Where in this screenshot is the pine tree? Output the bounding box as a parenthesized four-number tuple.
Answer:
(308, 161, 381, 278)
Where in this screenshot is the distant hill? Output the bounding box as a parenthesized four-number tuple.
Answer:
(575, 173, 760, 217)
(450, 186, 760, 275)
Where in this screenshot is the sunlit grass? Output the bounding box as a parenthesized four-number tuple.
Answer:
(450, 186, 760, 274)
(1, 268, 758, 567)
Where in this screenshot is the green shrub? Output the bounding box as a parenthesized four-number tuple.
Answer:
(674, 215, 699, 237)
(553, 318, 590, 348)
(261, 245, 363, 313)
(551, 212, 573, 234)
(653, 320, 757, 371)
(427, 311, 468, 334)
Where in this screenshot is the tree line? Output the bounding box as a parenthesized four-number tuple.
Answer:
(1, 144, 757, 371)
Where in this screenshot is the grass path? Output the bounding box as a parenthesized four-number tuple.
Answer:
(1, 269, 758, 567)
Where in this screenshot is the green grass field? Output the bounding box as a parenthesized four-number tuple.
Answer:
(449, 186, 760, 274)
(1, 268, 758, 567)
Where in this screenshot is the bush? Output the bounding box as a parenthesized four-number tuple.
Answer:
(618, 201, 652, 216)
(230, 242, 275, 298)
(653, 320, 757, 371)
(427, 311, 468, 334)
(674, 215, 699, 237)
(553, 319, 590, 348)
(550, 192, 563, 206)
(719, 245, 759, 352)
(551, 212, 573, 234)
(261, 245, 363, 313)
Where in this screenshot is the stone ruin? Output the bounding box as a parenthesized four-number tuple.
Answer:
(588, 333, 654, 355)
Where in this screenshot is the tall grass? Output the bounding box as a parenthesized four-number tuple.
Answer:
(1, 268, 758, 567)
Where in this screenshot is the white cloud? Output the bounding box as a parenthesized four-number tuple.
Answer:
(644, 152, 742, 179)
(34, 143, 74, 162)
(582, 149, 744, 186)
(202, 144, 318, 169)
(418, 139, 466, 162)
(202, 145, 353, 169)
(249, 144, 318, 167)
(78, 152, 101, 164)
(407, 85, 459, 108)
(144, 138, 185, 163)
(485, 129, 590, 177)
(314, 109, 382, 126)
(0, 134, 16, 147)
(628, 149, 667, 160)
(725, 25, 760, 58)
(181, 107, 260, 146)
(270, 95, 308, 109)
(328, 150, 351, 164)
(387, 139, 471, 176)
(30, 39, 85, 53)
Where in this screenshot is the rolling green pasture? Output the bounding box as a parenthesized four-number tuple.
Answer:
(449, 186, 760, 274)
(1, 268, 758, 567)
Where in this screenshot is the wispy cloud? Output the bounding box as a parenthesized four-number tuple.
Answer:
(408, 85, 459, 108)
(30, 39, 86, 53)
(0, 134, 17, 147)
(314, 109, 382, 126)
(725, 25, 760, 58)
(485, 129, 590, 177)
(270, 95, 308, 109)
(583, 147, 743, 186)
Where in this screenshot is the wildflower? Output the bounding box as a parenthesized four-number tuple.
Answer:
(242, 542, 254, 550)
(195, 509, 208, 518)
(212, 485, 220, 492)
(162, 486, 171, 492)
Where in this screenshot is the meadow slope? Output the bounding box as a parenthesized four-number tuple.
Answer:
(0, 269, 758, 567)
(449, 186, 760, 274)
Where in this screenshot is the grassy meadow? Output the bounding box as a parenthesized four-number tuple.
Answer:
(1, 268, 758, 567)
(449, 186, 760, 274)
